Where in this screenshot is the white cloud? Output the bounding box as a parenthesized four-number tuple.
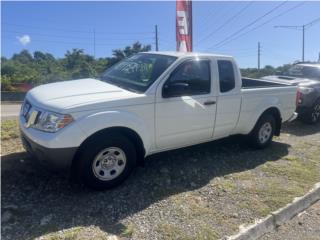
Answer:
(17, 35, 31, 46)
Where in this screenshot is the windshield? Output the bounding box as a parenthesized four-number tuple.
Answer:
(286, 65, 320, 81)
(100, 53, 177, 93)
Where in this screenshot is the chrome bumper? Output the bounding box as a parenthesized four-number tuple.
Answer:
(288, 112, 298, 122)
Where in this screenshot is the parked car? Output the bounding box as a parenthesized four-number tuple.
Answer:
(19, 52, 298, 190)
(262, 63, 320, 124)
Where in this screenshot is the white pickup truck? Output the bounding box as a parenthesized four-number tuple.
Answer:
(20, 52, 297, 189)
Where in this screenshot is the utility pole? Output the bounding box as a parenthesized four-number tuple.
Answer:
(302, 25, 305, 61)
(93, 29, 96, 58)
(155, 25, 159, 51)
(274, 17, 320, 62)
(258, 42, 261, 70)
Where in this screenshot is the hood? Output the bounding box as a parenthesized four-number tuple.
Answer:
(27, 78, 142, 113)
(262, 75, 320, 86)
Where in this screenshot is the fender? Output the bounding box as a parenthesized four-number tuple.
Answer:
(236, 95, 282, 135)
(76, 110, 152, 154)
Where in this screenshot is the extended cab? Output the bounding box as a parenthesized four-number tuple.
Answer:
(20, 52, 298, 189)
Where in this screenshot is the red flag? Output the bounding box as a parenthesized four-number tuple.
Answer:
(176, 0, 193, 52)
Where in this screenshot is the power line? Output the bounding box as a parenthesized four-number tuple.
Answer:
(212, 2, 305, 50)
(195, 1, 253, 47)
(195, 2, 231, 39)
(207, 1, 288, 50)
(2, 35, 152, 47)
(195, 3, 221, 32)
(2, 30, 154, 41)
(2, 22, 153, 35)
(305, 16, 320, 28)
(274, 16, 320, 61)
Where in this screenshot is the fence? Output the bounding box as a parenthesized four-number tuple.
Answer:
(1, 92, 26, 102)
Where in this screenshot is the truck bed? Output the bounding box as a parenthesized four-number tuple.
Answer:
(242, 77, 291, 89)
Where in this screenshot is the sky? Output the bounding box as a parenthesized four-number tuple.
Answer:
(1, 1, 320, 68)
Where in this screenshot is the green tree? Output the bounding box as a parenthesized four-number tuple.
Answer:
(0, 42, 192, 90)
(12, 49, 33, 64)
(62, 48, 96, 79)
(111, 41, 151, 62)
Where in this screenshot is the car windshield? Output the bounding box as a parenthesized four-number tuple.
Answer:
(286, 65, 320, 81)
(100, 53, 177, 93)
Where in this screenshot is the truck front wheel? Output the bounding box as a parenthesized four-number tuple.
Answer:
(76, 133, 136, 190)
(301, 99, 320, 124)
(249, 114, 275, 149)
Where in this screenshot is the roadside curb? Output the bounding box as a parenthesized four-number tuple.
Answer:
(224, 182, 320, 240)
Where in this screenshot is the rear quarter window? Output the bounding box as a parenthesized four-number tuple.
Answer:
(218, 60, 235, 93)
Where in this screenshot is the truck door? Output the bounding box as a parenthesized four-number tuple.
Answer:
(214, 59, 242, 138)
(155, 58, 217, 149)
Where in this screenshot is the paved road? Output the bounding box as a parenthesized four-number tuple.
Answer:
(260, 200, 320, 240)
(1, 104, 21, 119)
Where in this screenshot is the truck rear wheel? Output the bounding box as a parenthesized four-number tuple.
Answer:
(249, 114, 275, 149)
(76, 133, 136, 190)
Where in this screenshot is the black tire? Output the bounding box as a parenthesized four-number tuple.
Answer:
(300, 99, 320, 124)
(249, 113, 275, 149)
(76, 133, 136, 190)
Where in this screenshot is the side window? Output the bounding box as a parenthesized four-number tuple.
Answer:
(218, 60, 235, 93)
(163, 60, 211, 98)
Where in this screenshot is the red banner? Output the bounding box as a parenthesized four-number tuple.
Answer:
(176, 0, 193, 52)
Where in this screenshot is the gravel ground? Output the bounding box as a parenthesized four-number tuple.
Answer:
(1, 120, 320, 240)
(260, 200, 320, 240)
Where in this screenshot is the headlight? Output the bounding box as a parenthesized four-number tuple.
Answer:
(33, 111, 73, 132)
(298, 87, 314, 94)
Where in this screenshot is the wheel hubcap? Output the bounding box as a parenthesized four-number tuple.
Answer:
(258, 122, 272, 144)
(92, 147, 127, 181)
(311, 104, 320, 122)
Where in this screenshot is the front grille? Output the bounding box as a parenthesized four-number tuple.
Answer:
(22, 100, 32, 121)
(21, 101, 41, 126)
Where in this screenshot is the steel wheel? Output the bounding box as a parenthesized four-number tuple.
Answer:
(258, 122, 272, 144)
(92, 147, 127, 181)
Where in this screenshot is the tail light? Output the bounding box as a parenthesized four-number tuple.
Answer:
(296, 90, 302, 106)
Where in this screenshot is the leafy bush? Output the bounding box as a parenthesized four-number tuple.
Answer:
(1, 42, 151, 90)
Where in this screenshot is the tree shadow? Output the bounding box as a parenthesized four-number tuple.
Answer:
(1, 137, 290, 239)
(282, 121, 320, 137)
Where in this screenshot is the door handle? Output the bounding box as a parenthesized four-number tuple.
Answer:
(203, 100, 216, 106)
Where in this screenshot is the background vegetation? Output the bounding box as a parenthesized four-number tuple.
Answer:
(1, 41, 292, 91)
(1, 42, 151, 91)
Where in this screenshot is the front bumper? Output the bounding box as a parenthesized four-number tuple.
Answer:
(20, 130, 77, 171)
(287, 112, 298, 122)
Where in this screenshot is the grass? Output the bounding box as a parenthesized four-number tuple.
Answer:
(1, 119, 20, 141)
(156, 222, 219, 240)
(156, 223, 188, 240)
(39, 227, 83, 240)
(37, 226, 111, 240)
(2, 120, 320, 239)
(120, 224, 135, 238)
(232, 137, 320, 218)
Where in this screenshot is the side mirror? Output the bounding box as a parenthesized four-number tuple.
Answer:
(162, 82, 189, 98)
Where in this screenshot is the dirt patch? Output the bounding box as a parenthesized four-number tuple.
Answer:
(1, 120, 319, 239)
